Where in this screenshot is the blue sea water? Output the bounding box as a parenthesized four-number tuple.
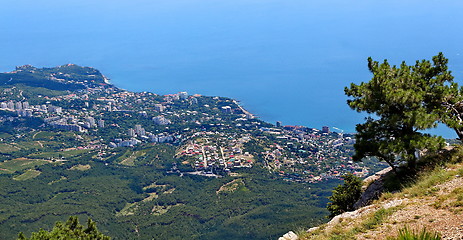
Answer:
(1, 0, 463, 137)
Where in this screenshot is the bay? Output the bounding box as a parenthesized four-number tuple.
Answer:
(1, 0, 463, 137)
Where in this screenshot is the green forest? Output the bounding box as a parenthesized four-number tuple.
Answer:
(0, 144, 338, 239)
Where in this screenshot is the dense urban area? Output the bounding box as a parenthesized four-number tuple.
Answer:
(0, 65, 376, 181)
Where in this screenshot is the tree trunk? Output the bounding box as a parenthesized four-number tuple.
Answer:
(455, 128, 463, 140)
(383, 158, 398, 175)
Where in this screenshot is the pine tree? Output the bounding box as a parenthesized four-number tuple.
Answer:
(17, 216, 111, 240)
(344, 54, 452, 172)
(327, 173, 362, 217)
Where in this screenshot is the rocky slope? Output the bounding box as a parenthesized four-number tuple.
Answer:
(284, 150, 463, 240)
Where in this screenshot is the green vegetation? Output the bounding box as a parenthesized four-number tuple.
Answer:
(299, 206, 400, 240)
(0, 62, 407, 239)
(13, 169, 41, 181)
(0, 143, 20, 153)
(0, 144, 338, 239)
(387, 226, 441, 240)
(359, 207, 398, 231)
(345, 53, 454, 172)
(0, 85, 67, 104)
(302, 145, 463, 240)
(18, 216, 110, 240)
(327, 173, 362, 217)
(69, 164, 91, 171)
(0, 159, 50, 174)
(0, 64, 107, 91)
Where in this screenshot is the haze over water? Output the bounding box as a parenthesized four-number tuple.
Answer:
(2, 0, 463, 137)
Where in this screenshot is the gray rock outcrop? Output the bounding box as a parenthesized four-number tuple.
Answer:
(353, 167, 392, 209)
(278, 231, 298, 240)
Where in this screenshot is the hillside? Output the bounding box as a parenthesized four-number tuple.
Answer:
(294, 146, 463, 240)
(0, 65, 388, 239)
(0, 64, 110, 91)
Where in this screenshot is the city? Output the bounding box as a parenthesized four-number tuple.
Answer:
(0, 67, 379, 181)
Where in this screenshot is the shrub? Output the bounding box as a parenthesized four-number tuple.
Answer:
(327, 173, 362, 217)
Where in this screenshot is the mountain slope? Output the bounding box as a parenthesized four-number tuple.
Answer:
(298, 147, 463, 240)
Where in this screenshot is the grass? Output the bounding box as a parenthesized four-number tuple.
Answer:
(151, 205, 175, 216)
(387, 226, 441, 240)
(13, 169, 41, 181)
(401, 167, 456, 198)
(16, 141, 44, 149)
(0, 158, 49, 173)
(118, 150, 146, 166)
(216, 179, 246, 194)
(0, 143, 20, 153)
(69, 164, 91, 171)
(28, 149, 91, 159)
(0, 141, 44, 155)
(0, 133, 11, 139)
(116, 202, 138, 217)
(32, 131, 65, 140)
(360, 207, 397, 231)
(299, 146, 463, 240)
(382, 146, 463, 194)
(48, 176, 67, 185)
(299, 206, 401, 240)
(142, 182, 168, 191)
(432, 185, 463, 212)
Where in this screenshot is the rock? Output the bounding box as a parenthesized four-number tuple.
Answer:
(317, 199, 405, 235)
(306, 226, 319, 233)
(330, 206, 375, 225)
(353, 167, 392, 209)
(278, 231, 298, 240)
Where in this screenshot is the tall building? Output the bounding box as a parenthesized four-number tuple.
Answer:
(15, 102, 22, 110)
(98, 119, 105, 128)
(322, 126, 330, 133)
(221, 106, 232, 114)
(153, 116, 171, 125)
(22, 102, 29, 109)
(190, 97, 198, 105)
(154, 104, 165, 112)
(7, 101, 14, 110)
(128, 128, 136, 137)
(276, 121, 282, 127)
(86, 117, 96, 128)
(179, 91, 188, 100)
(49, 106, 62, 113)
(134, 124, 146, 136)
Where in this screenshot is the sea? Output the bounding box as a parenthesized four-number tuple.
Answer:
(1, 0, 463, 138)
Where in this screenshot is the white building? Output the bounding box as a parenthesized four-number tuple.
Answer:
(153, 116, 171, 125)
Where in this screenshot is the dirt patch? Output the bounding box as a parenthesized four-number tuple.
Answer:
(356, 197, 463, 240)
(69, 164, 91, 171)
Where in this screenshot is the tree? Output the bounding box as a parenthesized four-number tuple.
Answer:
(327, 173, 362, 217)
(419, 53, 463, 140)
(345, 54, 450, 172)
(17, 216, 111, 240)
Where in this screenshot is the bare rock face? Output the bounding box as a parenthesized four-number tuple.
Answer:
(353, 167, 392, 210)
(278, 231, 298, 240)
